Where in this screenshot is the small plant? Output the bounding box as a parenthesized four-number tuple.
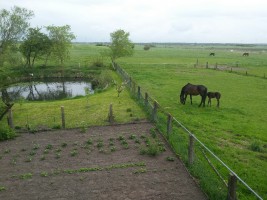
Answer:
(20, 173, 33, 180)
(166, 156, 175, 161)
(4, 149, 10, 154)
(110, 146, 116, 152)
(55, 148, 62, 153)
(97, 141, 104, 149)
(139, 142, 161, 157)
(80, 121, 87, 133)
(61, 142, 67, 148)
(133, 168, 147, 174)
(40, 172, 49, 177)
(55, 153, 61, 159)
(118, 135, 125, 141)
(25, 156, 32, 162)
(86, 138, 93, 145)
(43, 149, 49, 154)
(33, 144, 40, 150)
(150, 128, 157, 138)
(0, 127, 17, 141)
(52, 124, 61, 129)
(46, 144, 53, 150)
(129, 134, 137, 140)
(134, 138, 140, 144)
(29, 151, 36, 156)
(109, 140, 114, 146)
(0, 186, 6, 191)
(70, 150, 78, 157)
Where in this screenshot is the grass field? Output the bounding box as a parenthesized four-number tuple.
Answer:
(114, 44, 267, 199)
(1, 43, 267, 199)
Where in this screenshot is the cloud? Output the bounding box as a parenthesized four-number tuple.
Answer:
(2, 0, 267, 43)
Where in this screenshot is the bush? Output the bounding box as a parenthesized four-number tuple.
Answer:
(0, 127, 17, 141)
(144, 45, 150, 51)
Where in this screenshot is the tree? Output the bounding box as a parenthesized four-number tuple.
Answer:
(0, 6, 34, 67)
(109, 29, 134, 62)
(19, 27, 51, 68)
(46, 25, 76, 65)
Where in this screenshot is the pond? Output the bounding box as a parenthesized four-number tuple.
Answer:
(1, 79, 94, 101)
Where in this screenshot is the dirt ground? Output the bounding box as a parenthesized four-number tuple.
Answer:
(0, 122, 207, 200)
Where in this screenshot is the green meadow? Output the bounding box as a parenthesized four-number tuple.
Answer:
(116, 44, 267, 199)
(1, 43, 267, 199)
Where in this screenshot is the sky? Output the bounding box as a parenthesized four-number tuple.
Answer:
(1, 0, 267, 43)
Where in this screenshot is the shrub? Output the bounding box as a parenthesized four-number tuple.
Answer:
(144, 45, 150, 51)
(0, 127, 17, 141)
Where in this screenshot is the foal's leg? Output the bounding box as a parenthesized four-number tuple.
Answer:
(208, 98, 211, 107)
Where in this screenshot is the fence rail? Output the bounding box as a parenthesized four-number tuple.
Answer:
(112, 61, 263, 200)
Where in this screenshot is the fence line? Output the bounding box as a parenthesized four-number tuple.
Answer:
(113, 61, 263, 200)
(119, 61, 267, 80)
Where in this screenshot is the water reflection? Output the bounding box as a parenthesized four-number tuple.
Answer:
(1, 80, 93, 101)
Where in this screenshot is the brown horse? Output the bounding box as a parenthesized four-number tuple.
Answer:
(207, 92, 221, 107)
(243, 52, 249, 56)
(209, 52, 215, 56)
(180, 83, 207, 107)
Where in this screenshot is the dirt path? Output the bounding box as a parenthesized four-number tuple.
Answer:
(0, 122, 206, 200)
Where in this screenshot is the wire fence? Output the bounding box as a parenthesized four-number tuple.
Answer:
(113, 61, 263, 200)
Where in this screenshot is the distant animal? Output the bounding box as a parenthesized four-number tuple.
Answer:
(180, 83, 208, 107)
(207, 92, 221, 107)
(209, 53, 215, 56)
(242, 52, 249, 56)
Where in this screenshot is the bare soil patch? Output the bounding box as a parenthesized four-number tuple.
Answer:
(0, 122, 206, 200)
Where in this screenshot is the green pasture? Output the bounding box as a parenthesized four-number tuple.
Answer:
(1, 43, 267, 199)
(116, 44, 267, 199)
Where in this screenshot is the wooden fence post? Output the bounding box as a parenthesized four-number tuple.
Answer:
(227, 173, 237, 200)
(61, 106, 65, 129)
(167, 113, 172, 140)
(108, 103, 115, 123)
(152, 101, 158, 122)
(145, 92, 148, 107)
(215, 62, 218, 69)
(7, 109, 14, 129)
(137, 86, 141, 99)
(206, 62, 209, 68)
(188, 134, 194, 165)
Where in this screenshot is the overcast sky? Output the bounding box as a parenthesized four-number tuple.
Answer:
(2, 0, 267, 43)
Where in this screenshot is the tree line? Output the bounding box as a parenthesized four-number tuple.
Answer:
(0, 6, 76, 69)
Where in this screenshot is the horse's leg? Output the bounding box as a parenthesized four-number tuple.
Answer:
(208, 98, 211, 107)
(199, 95, 203, 107)
(184, 94, 188, 104)
(217, 99, 220, 107)
(190, 95, 192, 105)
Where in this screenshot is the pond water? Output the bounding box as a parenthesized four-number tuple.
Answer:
(1, 79, 93, 101)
